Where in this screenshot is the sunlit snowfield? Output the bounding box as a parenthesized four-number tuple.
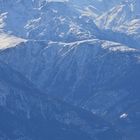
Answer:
(0, 0, 140, 140)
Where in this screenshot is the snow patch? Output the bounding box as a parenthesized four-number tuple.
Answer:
(0, 33, 26, 50)
(120, 113, 128, 119)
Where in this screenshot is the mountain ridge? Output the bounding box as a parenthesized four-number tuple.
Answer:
(0, 0, 140, 139)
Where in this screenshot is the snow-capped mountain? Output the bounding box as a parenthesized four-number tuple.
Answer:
(0, 0, 99, 40)
(95, 0, 140, 39)
(0, 0, 140, 140)
(96, 0, 140, 28)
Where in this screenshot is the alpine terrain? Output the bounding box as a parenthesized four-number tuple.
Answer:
(0, 0, 140, 140)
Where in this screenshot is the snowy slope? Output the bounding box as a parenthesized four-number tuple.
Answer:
(96, 4, 133, 29)
(0, 0, 140, 140)
(95, 0, 140, 32)
(117, 18, 140, 39)
(0, 33, 26, 49)
(0, 0, 100, 41)
(95, 0, 140, 49)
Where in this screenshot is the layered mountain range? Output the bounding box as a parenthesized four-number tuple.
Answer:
(0, 0, 140, 140)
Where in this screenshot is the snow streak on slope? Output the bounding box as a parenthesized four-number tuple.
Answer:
(0, 33, 26, 50)
(117, 19, 140, 39)
(95, 0, 140, 31)
(96, 4, 133, 29)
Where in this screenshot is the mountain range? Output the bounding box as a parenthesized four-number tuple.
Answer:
(0, 0, 140, 140)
